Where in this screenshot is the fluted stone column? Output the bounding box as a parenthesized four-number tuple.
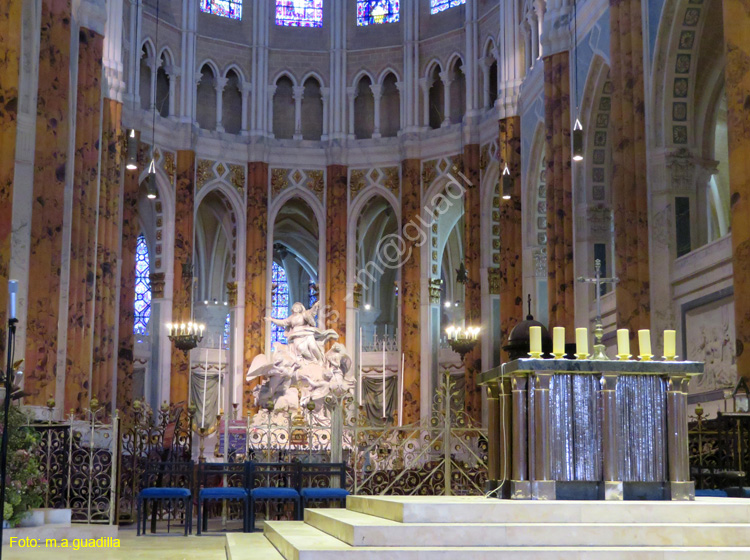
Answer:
(401, 158, 421, 423)
(370, 84, 382, 138)
(25, 0, 73, 405)
(326, 165, 348, 342)
(170, 150, 195, 406)
(0, 0, 22, 354)
(241, 81, 252, 135)
(215, 76, 227, 132)
(244, 162, 268, 416)
(543, 50, 574, 335)
(498, 116, 523, 362)
(463, 145, 482, 421)
(723, 0, 750, 379)
(346, 86, 356, 138)
(66, 28, 104, 414)
(293, 85, 304, 140)
(609, 0, 650, 339)
(118, 131, 140, 414)
(440, 71, 452, 127)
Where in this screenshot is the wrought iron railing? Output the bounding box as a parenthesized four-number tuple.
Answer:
(29, 400, 119, 524)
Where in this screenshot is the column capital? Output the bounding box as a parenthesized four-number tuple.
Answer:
(215, 76, 228, 92)
(439, 70, 453, 86)
(369, 83, 383, 98)
(292, 85, 305, 100)
(241, 81, 253, 94)
(267, 84, 277, 96)
(418, 77, 431, 93)
(540, 4, 573, 56)
(346, 86, 357, 100)
(321, 86, 330, 98)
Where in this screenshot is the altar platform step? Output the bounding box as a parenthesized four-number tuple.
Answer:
(225, 496, 750, 560)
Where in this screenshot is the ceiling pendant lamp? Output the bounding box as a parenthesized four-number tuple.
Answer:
(146, 157, 157, 199)
(126, 129, 138, 170)
(502, 164, 513, 200)
(572, 118, 584, 162)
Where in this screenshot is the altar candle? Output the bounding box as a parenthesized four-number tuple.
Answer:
(553, 327, 565, 356)
(201, 348, 209, 428)
(398, 353, 405, 427)
(382, 340, 386, 418)
(576, 328, 589, 356)
(638, 329, 652, 357)
(664, 330, 676, 358)
(218, 339, 223, 415)
(358, 327, 363, 404)
(530, 326, 542, 354)
(617, 329, 630, 357)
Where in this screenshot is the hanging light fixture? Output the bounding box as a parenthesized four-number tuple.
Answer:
(502, 164, 513, 200)
(572, 118, 584, 161)
(146, 157, 157, 199)
(126, 129, 138, 170)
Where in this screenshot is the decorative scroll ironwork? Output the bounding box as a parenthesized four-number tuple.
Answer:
(117, 401, 194, 523)
(689, 406, 750, 490)
(29, 400, 119, 524)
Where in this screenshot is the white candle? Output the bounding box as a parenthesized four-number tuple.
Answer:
(576, 328, 589, 357)
(382, 340, 386, 418)
(638, 329, 652, 357)
(358, 327, 363, 404)
(664, 330, 676, 358)
(218, 337, 223, 415)
(530, 326, 542, 354)
(201, 348, 208, 428)
(617, 329, 630, 357)
(9, 280, 17, 319)
(553, 327, 565, 356)
(399, 353, 405, 427)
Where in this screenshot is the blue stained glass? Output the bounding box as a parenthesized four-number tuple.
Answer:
(357, 0, 399, 25)
(308, 281, 318, 309)
(200, 0, 242, 19)
(271, 261, 289, 345)
(223, 313, 231, 348)
(430, 0, 465, 14)
(275, 0, 323, 27)
(134, 234, 151, 335)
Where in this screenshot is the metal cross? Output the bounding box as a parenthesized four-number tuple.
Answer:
(577, 259, 619, 324)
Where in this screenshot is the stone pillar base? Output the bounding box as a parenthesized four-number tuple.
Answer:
(532, 480, 556, 500)
(601, 481, 624, 501)
(511, 480, 531, 499)
(669, 481, 695, 501)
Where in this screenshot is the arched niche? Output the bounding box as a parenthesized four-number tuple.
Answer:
(197, 63, 217, 130)
(380, 72, 400, 138)
(301, 76, 323, 140)
(355, 194, 399, 342)
(273, 75, 295, 139)
(156, 52, 170, 118)
(449, 58, 465, 124)
(139, 43, 153, 111)
(354, 75, 374, 139)
(428, 64, 443, 129)
(223, 69, 243, 135)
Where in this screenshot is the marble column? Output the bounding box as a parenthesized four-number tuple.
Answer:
(0, 0, 22, 355)
(117, 130, 139, 414)
(24, 0, 72, 406)
(609, 0, 650, 338)
(401, 158, 421, 423)
(65, 29, 104, 414)
(463, 145, 482, 422)
(170, 150, 195, 406)
(498, 116, 523, 362)
(543, 51, 574, 334)
(91, 97, 124, 412)
(326, 165, 347, 342)
(243, 162, 267, 416)
(723, 0, 750, 379)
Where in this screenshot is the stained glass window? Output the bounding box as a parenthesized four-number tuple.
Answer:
(275, 0, 323, 27)
(271, 261, 290, 345)
(223, 313, 231, 347)
(134, 234, 151, 335)
(200, 0, 242, 19)
(308, 281, 318, 308)
(357, 0, 399, 25)
(430, 0, 464, 14)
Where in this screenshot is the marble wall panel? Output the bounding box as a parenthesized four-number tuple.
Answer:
(723, 0, 750, 379)
(543, 51, 575, 334)
(401, 158, 421, 424)
(65, 29, 103, 413)
(463, 145, 482, 422)
(117, 126, 138, 414)
(170, 150, 195, 406)
(326, 164, 347, 343)
(24, 0, 72, 405)
(498, 116, 523, 363)
(244, 162, 268, 416)
(610, 0, 651, 339)
(0, 0, 22, 355)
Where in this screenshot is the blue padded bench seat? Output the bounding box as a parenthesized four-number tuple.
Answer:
(695, 489, 728, 497)
(199, 487, 248, 500)
(140, 487, 191, 499)
(300, 488, 349, 500)
(251, 487, 299, 499)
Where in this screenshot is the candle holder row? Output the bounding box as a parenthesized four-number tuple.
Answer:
(528, 326, 679, 362)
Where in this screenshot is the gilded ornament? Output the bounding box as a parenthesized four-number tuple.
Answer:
(307, 170, 325, 200)
(271, 168, 290, 197)
(163, 151, 176, 185)
(428, 279, 442, 304)
(382, 166, 399, 195)
(228, 164, 245, 194)
(422, 160, 437, 187)
(350, 169, 367, 196)
(196, 159, 215, 190)
(487, 268, 500, 295)
(216, 162, 226, 177)
(150, 272, 166, 298)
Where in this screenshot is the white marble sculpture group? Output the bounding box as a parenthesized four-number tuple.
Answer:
(246, 301, 354, 420)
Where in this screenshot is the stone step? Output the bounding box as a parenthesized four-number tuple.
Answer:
(304, 507, 750, 547)
(259, 521, 750, 560)
(225, 533, 284, 560)
(346, 495, 750, 524)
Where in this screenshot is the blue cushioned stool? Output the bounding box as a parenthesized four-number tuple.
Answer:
(196, 462, 249, 535)
(298, 462, 349, 513)
(137, 461, 194, 536)
(248, 462, 300, 531)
